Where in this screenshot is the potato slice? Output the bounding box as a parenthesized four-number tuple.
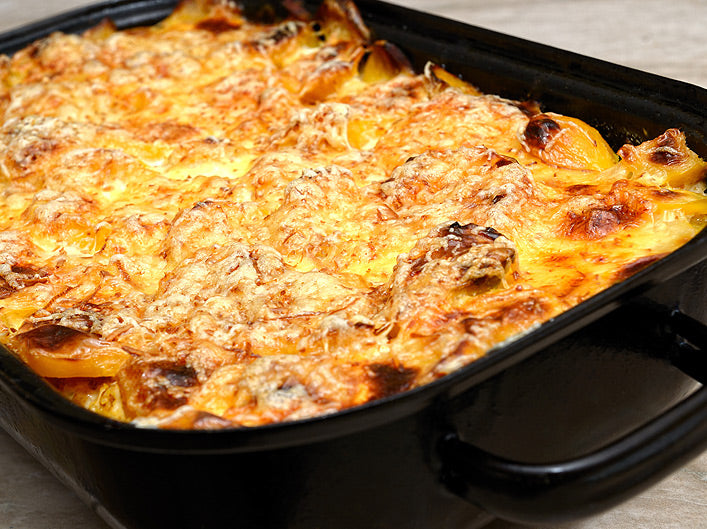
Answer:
(17, 325, 130, 378)
(423, 62, 482, 96)
(358, 41, 412, 84)
(618, 128, 707, 188)
(522, 112, 618, 171)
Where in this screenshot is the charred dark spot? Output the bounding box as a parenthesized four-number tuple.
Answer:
(564, 181, 648, 240)
(494, 158, 514, 168)
(309, 20, 326, 41)
(614, 253, 667, 281)
(649, 148, 685, 166)
(0, 283, 14, 299)
(486, 151, 517, 169)
(449, 339, 470, 359)
(524, 115, 561, 150)
(491, 193, 507, 204)
(26, 38, 49, 60)
(565, 207, 624, 240)
(191, 200, 213, 210)
(461, 315, 498, 335)
(0, 263, 48, 296)
(386, 322, 400, 340)
(266, 22, 303, 44)
(50, 377, 111, 393)
(566, 184, 599, 195)
(126, 361, 199, 411)
(409, 223, 507, 276)
(479, 226, 502, 240)
(142, 386, 188, 410)
(647, 130, 687, 166)
(41, 309, 101, 334)
(277, 376, 300, 391)
(651, 188, 681, 199)
(10, 264, 49, 283)
(565, 181, 649, 240)
(408, 255, 428, 277)
(19, 325, 84, 350)
(11, 264, 37, 275)
(367, 363, 418, 399)
(491, 192, 507, 204)
(28, 44, 41, 59)
(516, 100, 542, 117)
(195, 18, 242, 33)
(440, 222, 502, 243)
(146, 361, 199, 388)
(442, 221, 464, 235)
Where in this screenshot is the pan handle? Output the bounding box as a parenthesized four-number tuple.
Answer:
(438, 309, 707, 525)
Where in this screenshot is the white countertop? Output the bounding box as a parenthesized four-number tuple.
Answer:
(0, 1, 706, 528)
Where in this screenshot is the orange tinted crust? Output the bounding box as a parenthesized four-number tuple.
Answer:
(0, 0, 705, 429)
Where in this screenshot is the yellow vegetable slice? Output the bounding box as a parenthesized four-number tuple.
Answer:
(618, 128, 707, 188)
(522, 112, 619, 171)
(17, 325, 131, 378)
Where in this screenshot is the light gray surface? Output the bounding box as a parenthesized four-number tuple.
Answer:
(0, 1, 706, 528)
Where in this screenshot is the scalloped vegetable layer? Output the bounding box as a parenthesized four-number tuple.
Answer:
(0, 0, 705, 428)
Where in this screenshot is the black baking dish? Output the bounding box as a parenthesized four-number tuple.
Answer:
(1, 1, 706, 528)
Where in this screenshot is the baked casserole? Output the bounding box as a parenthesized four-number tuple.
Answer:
(0, 0, 705, 429)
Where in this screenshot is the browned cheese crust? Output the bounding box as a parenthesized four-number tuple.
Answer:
(0, 0, 705, 428)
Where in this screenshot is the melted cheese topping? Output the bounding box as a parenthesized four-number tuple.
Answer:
(0, 0, 705, 429)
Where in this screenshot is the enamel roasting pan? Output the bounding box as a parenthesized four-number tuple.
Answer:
(0, 1, 706, 527)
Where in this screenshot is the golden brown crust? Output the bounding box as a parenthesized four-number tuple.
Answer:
(0, 0, 705, 428)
